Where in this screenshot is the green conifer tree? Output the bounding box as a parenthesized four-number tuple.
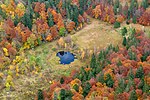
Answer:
(132, 15, 137, 24)
(73, 84, 79, 92)
(98, 72, 105, 84)
(38, 89, 44, 100)
(128, 68, 135, 80)
(141, 0, 148, 9)
(135, 66, 144, 79)
(129, 90, 138, 100)
(121, 27, 127, 36)
(0, 7, 7, 19)
(90, 54, 96, 68)
(114, 22, 120, 28)
(122, 37, 127, 46)
(105, 74, 114, 88)
(48, 13, 54, 27)
(82, 82, 91, 97)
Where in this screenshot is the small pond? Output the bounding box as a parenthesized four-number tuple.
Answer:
(56, 51, 75, 64)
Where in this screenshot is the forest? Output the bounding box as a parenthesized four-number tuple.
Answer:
(0, 0, 150, 100)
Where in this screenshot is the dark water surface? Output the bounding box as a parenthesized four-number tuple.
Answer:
(56, 51, 75, 64)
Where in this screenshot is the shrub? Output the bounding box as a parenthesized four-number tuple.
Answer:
(59, 27, 66, 37)
(114, 21, 120, 28)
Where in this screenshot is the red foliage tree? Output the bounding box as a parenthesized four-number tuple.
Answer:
(66, 21, 75, 32)
(50, 25, 58, 39)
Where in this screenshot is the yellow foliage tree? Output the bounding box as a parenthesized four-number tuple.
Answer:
(15, 2, 25, 17)
(3, 48, 9, 56)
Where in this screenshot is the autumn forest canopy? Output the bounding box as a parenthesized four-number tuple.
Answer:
(0, 0, 150, 100)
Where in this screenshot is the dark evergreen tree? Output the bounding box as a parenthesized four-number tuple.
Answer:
(105, 74, 114, 88)
(59, 89, 66, 100)
(72, 5, 79, 26)
(115, 0, 120, 8)
(138, 78, 144, 89)
(66, 8, 71, 19)
(143, 83, 150, 93)
(117, 60, 122, 67)
(114, 22, 120, 28)
(14, 15, 19, 27)
(87, 0, 91, 8)
(82, 82, 91, 97)
(135, 66, 144, 79)
(122, 37, 127, 46)
(121, 27, 127, 36)
(129, 0, 135, 16)
(141, 0, 149, 9)
(129, 90, 138, 100)
(128, 68, 135, 80)
(95, 63, 102, 74)
(115, 78, 126, 94)
(35, 12, 40, 19)
(21, 4, 33, 30)
(38, 89, 44, 100)
(98, 51, 106, 61)
(128, 50, 137, 61)
(62, 0, 66, 9)
(0, 7, 7, 19)
(79, 0, 86, 10)
(79, 0, 84, 9)
(125, 78, 135, 92)
(141, 52, 149, 62)
(21, 12, 32, 30)
(48, 13, 54, 27)
(45, 1, 51, 10)
(132, 15, 137, 24)
(65, 90, 73, 99)
(90, 54, 96, 68)
(60, 77, 64, 84)
(49, 0, 55, 8)
(73, 84, 79, 92)
(79, 9, 84, 15)
(98, 72, 105, 84)
(113, 0, 119, 14)
(88, 71, 94, 80)
(113, 5, 118, 15)
(127, 10, 131, 20)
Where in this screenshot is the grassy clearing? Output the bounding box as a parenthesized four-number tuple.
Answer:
(72, 18, 123, 50)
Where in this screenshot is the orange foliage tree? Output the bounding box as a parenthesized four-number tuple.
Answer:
(50, 25, 58, 39)
(116, 15, 125, 23)
(66, 21, 75, 32)
(138, 10, 150, 26)
(57, 14, 65, 30)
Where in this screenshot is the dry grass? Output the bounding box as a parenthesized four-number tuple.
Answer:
(72, 18, 122, 50)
